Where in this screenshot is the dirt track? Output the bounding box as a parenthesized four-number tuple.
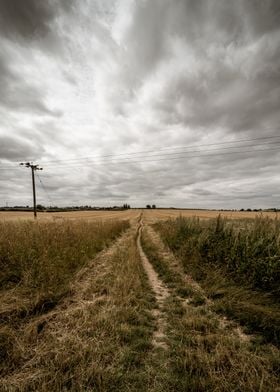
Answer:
(1, 211, 279, 391)
(137, 218, 169, 349)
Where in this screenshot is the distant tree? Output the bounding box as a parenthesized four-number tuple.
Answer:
(247, 208, 252, 212)
(36, 204, 45, 211)
(146, 205, 151, 209)
(152, 204, 156, 209)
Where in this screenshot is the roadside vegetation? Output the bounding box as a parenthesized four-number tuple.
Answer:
(141, 227, 280, 391)
(0, 228, 158, 391)
(0, 219, 129, 298)
(0, 219, 129, 369)
(1, 214, 280, 391)
(154, 216, 280, 345)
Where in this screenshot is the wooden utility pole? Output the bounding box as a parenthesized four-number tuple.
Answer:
(20, 162, 43, 219)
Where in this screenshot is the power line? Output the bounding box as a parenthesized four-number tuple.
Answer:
(36, 172, 54, 206)
(1, 136, 280, 172)
(28, 134, 280, 164)
(42, 141, 280, 167)
(1, 134, 280, 169)
(2, 133, 280, 166)
(41, 145, 280, 169)
(1, 143, 280, 172)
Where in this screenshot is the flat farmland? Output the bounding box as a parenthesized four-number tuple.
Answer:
(0, 209, 279, 391)
(142, 208, 279, 223)
(0, 208, 278, 222)
(0, 209, 140, 222)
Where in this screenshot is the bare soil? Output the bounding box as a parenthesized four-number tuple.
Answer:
(137, 220, 169, 349)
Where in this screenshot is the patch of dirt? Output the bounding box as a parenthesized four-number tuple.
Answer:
(137, 221, 169, 349)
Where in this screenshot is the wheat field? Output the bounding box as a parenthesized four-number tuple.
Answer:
(0, 211, 279, 391)
(0, 208, 278, 222)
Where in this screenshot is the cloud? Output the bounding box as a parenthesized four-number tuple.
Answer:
(0, 0, 75, 43)
(0, 55, 62, 116)
(0, 0, 280, 208)
(0, 134, 42, 160)
(118, 0, 280, 137)
(0, 0, 75, 119)
(0, 0, 54, 41)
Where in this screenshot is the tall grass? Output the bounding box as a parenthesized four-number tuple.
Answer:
(155, 216, 280, 344)
(0, 228, 155, 391)
(156, 215, 280, 295)
(141, 225, 280, 391)
(0, 219, 129, 316)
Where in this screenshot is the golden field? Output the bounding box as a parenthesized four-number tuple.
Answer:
(0, 210, 279, 391)
(0, 208, 278, 222)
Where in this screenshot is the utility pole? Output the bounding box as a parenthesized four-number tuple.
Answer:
(20, 162, 43, 219)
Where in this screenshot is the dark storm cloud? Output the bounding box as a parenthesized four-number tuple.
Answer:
(244, 0, 280, 36)
(0, 0, 54, 40)
(111, 0, 280, 144)
(0, 135, 42, 160)
(173, 0, 280, 40)
(0, 0, 71, 124)
(0, 0, 74, 42)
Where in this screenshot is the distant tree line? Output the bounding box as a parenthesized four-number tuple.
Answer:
(0, 204, 132, 212)
(2, 205, 280, 212)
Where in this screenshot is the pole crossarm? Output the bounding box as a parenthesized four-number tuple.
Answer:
(20, 162, 43, 171)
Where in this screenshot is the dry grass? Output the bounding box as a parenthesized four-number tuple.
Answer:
(0, 219, 129, 377)
(164, 298, 280, 391)
(156, 216, 280, 293)
(153, 216, 280, 342)
(0, 219, 129, 295)
(154, 216, 280, 345)
(1, 212, 280, 390)
(0, 227, 157, 391)
(141, 227, 280, 391)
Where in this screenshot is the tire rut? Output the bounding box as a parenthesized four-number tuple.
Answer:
(137, 219, 169, 349)
(145, 224, 251, 343)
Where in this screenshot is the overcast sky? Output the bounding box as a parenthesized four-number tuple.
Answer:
(0, 0, 280, 208)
